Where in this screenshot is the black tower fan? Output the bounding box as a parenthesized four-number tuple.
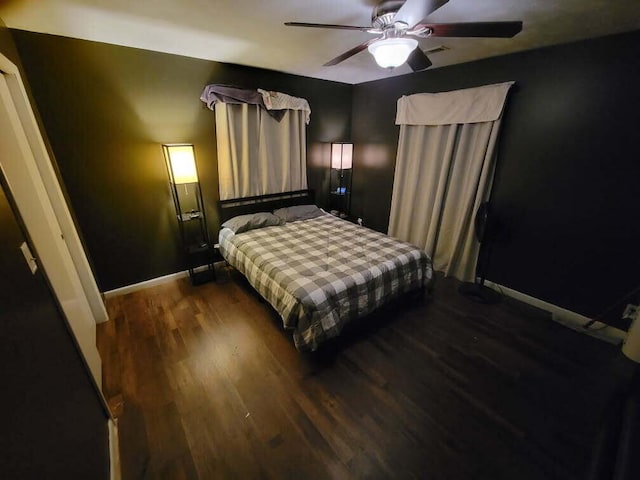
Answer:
(458, 202, 501, 303)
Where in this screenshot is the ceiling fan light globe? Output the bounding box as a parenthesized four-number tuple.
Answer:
(368, 37, 418, 68)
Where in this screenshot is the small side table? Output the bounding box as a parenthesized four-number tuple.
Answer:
(333, 212, 361, 225)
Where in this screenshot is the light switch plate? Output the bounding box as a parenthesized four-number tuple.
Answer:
(19, 241, 38, 275)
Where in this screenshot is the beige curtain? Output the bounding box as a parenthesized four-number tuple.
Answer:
(215, 103, 307, 200)
(389, 82, 512, 282)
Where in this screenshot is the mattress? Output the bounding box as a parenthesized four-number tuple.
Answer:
(219, 213, 433, 351)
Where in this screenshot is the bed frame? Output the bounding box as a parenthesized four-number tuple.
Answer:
(218, 189, 315, 224)
(217, 188, 432, 351)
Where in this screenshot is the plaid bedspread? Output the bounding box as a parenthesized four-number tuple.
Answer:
(219, 214, 433, 351)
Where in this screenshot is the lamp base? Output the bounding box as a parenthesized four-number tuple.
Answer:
(458, 282, 501, 304)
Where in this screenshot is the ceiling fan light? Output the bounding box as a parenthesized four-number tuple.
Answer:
(368, 37, 418, 68)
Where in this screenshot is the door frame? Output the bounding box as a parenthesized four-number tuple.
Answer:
(0, 50, 122, 480)
(0, 52, 105, 386)
(0, 52, 107, 324)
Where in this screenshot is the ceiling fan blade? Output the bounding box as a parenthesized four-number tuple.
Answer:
(323, 39, 378, 66)
(407, 48, 432, 72)
(420, 21, 523, 38)
(392, 0, 449, 29)
(285, 22, 371, 31)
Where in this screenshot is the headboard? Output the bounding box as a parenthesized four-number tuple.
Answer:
(218, 189, 315, 224)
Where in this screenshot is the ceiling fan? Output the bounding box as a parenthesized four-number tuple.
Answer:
(285, 0, 523, 71)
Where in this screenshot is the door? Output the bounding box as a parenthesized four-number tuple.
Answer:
(0, 176, 109, 478)
(0, 71, 102, 386)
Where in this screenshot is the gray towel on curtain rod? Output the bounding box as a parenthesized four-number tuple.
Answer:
(200, 84, 285, 121)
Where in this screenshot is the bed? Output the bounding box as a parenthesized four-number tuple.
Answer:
(218, 191, 433, 351)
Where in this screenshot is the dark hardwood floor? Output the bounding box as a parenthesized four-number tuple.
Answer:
(98, 269, 635, 479)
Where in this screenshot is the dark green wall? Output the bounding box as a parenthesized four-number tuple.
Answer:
(12, 30, 352, 291)
(350, 30, 640, 321)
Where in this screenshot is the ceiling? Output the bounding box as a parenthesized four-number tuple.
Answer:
(1, 0, 640, 84)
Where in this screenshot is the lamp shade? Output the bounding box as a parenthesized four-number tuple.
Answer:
(368, 37, 418, 68)
(331, 143, 353, 170)
(163, 144, 198, 184)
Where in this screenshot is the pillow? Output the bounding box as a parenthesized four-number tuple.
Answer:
(221, 212, 282, 234)
(273, 204, 324, 222)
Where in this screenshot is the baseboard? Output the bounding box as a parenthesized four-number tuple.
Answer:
(484, 280, 626, 344)
(103, 264, 220, 299)
(103, 271, 189, 298)
(108, 419, 121, 480)
(104, 270, 625, 344)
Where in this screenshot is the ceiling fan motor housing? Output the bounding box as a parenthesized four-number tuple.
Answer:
(372, 0, 407, 29)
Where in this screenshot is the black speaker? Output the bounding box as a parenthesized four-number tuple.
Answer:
(458, 202, 501, 303)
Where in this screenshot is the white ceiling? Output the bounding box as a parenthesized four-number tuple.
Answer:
(1, 0, 640, 84)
